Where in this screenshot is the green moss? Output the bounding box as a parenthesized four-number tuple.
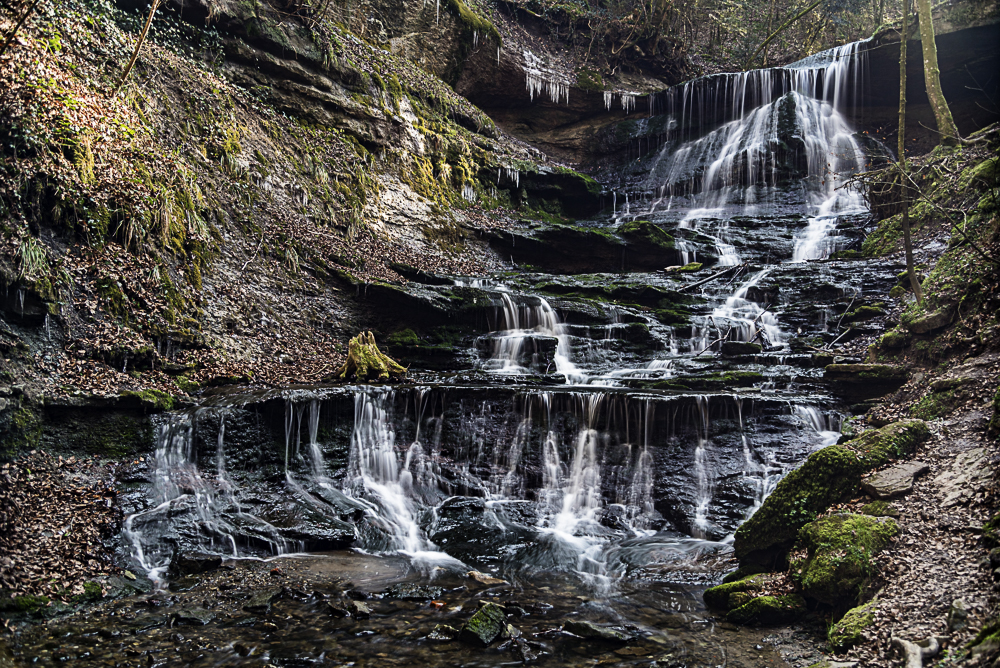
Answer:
(122, 389, 177, 412)
(910, 390, 957, 420)
(828, 599, 876, 651)
(859, 501, 899, 517)
(791, 514, 898, 606)
(733, 445, 862, 564)
(618, 219, 674, 250)
(73, 581, 103, 604)
(335, 331, 406, 381)
(386, 328, 420, 347)
(444, 0, 501, 45)
(726, 595, 806, 625)
(175, 375, 201, 394)
(848, 420, 929, 469)
(0, 594, 50, 614)
(678, 262, 702, 272)
(841, 305, 884, 324)
(1, 400, 42, 459)
(889, 285, 906, 299)
(722, 565, 768, 584)
(862, 213, 902, 257)
(703, 573, 767, 609)
(576, 69, 604, 91)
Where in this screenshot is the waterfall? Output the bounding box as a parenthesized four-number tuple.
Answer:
(483, 293, 585, 383)
(691, 396, 714, 539)
(644, 40, 869, 260)
(125, 412, 288, 584)
(343, 390, 462, 570)
(691, 268, 784, 353)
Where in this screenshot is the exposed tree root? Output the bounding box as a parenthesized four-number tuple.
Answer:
(330, 331, 406, 382)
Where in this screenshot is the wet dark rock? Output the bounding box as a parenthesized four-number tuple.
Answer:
(168, 576, 201, 592)
(514, 637, 540, 662)
(563, 619, 633, 642)
(171, 552, 223, 576)
(326, 602, 351, 617)
(348, 600, 371, 619)
(947, 598, 969, 632)
(824, 364, 909, 399)
(242, 588, 282, 614)
(383, 583, 445, 600)
(721, 341, 762, 357)
(861, 461, 930, 498)
(460, 601, 508, 646)
(173, 608, 216, 625)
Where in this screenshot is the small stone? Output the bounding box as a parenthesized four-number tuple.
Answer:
(468, 571, 509, 587)
(348, 600, 371, 619)
(563, 620, 633, 643)
(173, 608, 215, 626)
(946, 599, 968, 633)
(427, 624, 460, 641)
(123, 570, 137, 581)
(242, 588, 282, 614)
(326, 602, 350, 618)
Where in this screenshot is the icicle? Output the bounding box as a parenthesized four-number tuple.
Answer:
(603, 91, 613, 110)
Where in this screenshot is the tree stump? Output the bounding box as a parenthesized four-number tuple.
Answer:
(331, 331, 406, 382)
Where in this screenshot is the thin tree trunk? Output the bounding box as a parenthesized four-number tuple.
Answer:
(113, 0, 161, 95)
(915, 0, 960, 145)
(898, 0, 923, 304)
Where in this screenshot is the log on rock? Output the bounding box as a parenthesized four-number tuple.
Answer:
(330, 331, 406, 382)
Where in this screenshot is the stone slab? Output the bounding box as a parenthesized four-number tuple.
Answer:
(861, 461, 930, 499)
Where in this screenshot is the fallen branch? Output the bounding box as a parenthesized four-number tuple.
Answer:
(113, 0, 162, 95)
(680, 264, 745, 292)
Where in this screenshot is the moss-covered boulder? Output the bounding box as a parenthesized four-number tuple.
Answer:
(860, 500, 899, 518)
(727, 595, 806, 625)
(828, 599, 877, 651)
(847, 420, 929, 469)
(733, 445, 863, 565)
(618, 219, 675, 251)
(791, 514, 898, 607)
(704, 573, 771, 609)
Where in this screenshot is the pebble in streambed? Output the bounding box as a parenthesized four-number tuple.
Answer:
(4, 554, 793, 667)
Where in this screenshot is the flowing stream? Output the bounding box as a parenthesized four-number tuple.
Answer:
(32, 39, 905, 668)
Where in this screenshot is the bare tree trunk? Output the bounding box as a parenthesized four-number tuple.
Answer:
(898, 0, 923, 304)
(915, 0, 960, 145)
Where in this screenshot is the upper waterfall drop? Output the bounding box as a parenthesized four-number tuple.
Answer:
(642, 40, 870, 261)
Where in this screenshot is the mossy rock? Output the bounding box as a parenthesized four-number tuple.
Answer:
(459, 602, 507, 646)
(618, 220, 674, 250)
(841, 305, 885, 324)
(733, 445, 863, 565)
(722, 564, 768, 584)
(122, 389, 177, 412)
(0, 396, 42, 460)
(828, 599, 877, 651)
(791, 514, 898, 607)
(847, 420, 929, 469)
(910, 390, 959, 420)
(860, 501, 899, 518)
(878, 329, 911, 349)
(726, 595, 806, 625)
(721, 341, 762, 357)
(704, 573, 770, 609)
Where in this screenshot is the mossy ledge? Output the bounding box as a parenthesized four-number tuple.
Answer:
(828, 599, 877, 651)
(733, 420, 928, 566)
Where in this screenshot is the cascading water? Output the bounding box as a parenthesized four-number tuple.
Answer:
(642, 40, 869, 261)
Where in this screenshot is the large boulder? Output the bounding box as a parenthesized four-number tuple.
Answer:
(791, 514, 898, 607)
(733, 421, 928, 566)
(733, 445, 862, 566)
(828, 599, 877, 651)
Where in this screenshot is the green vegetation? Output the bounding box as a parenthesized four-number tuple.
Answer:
(122, 389, 177, 412)
(333, 332, 406, 381)
(727, 595, 806, 625)
(618, 220, 674, 250)
(828, 599, 877, 651)
(386, 329, 420, 347)
(791, 514, 898, 606)
(704, 573, 768, 609)
(859, 501, 899, 518)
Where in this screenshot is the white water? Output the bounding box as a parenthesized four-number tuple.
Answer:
(644, 41, 868, 261)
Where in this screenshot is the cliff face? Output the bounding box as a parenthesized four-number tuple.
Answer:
(0, 0, 612, 404)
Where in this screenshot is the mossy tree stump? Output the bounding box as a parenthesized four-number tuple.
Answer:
(333, 332, 406, 382)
